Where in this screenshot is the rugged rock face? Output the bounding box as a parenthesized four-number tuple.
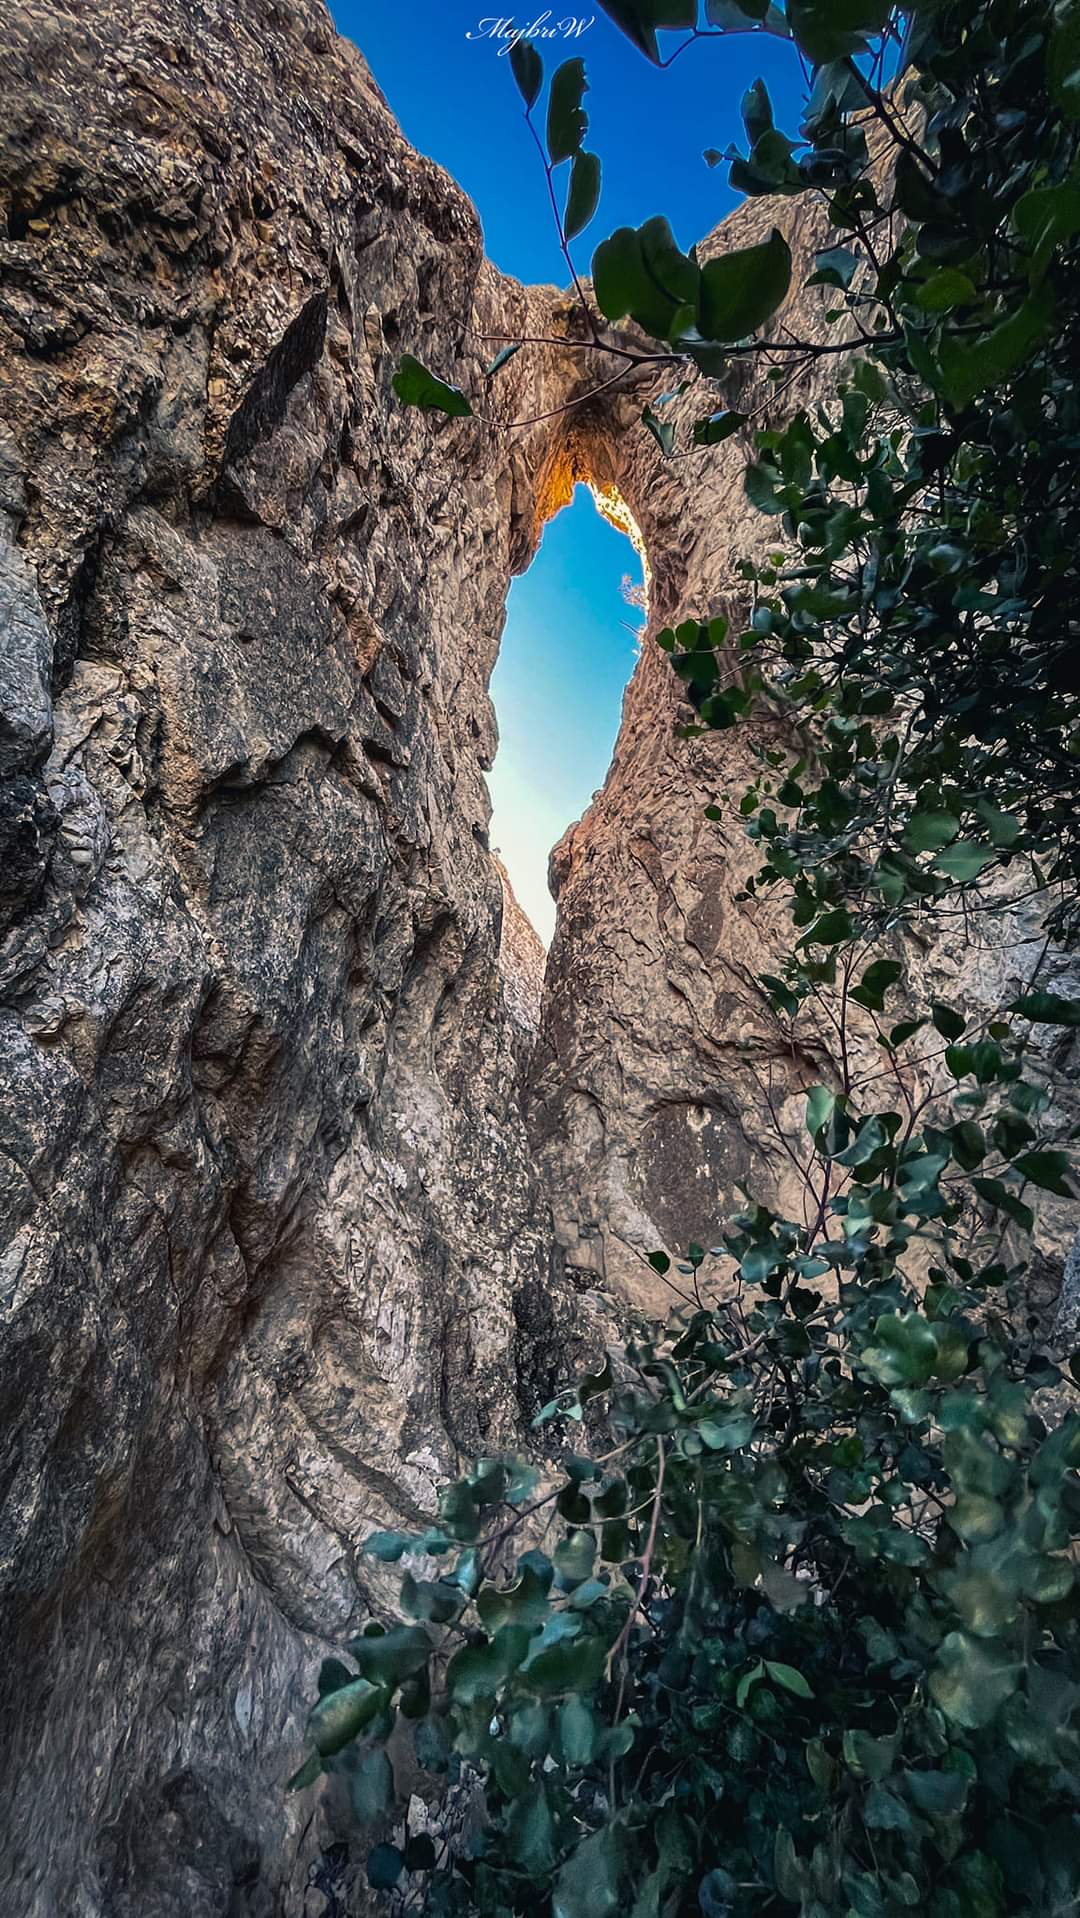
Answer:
(528, 195, 842, 1308)
(528, 203, 1080, 1314)
(1, 3, 1076, 1914)
(495, 854, 547, 1040)
(0, 4, 586, 1910)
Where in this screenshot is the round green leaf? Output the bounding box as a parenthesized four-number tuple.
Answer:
(350, 1624, 431, 1687)
(1013, 1149, 1077, 1197)
(697, 228, 791, 341)
(693, 410, 747, 446)
(404, 1833, 437, 1872)
(741, 76, 774, 146)
(930, 1632, 1019, 1728)
(447, 1624, 531, 1703)
(391, 355, 471, 417)
(307, 1678, 388, 1756)
(1009, 991, 1080, 1027)
(932, 1002, 966, 1040)
(565, 150, 601, 241)
(592, 225, 644, 325)
(509, 38, 543, 108)
(367, 1843, 404, 1891)
(553, 1822, 622, 1918)
(799, 907, 853, 947)
(805, 1084, 836, 1138)
(915, 268, 977, 312)
(786, 0, 888, 64)
(547, 58, 588, 165)
(764, 1659, 813, 1698)
(286, 1751, 323, 1792)
(559, 1693, 597, 1766)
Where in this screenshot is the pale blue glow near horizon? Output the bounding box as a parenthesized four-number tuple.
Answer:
(487, 487, 644, 943)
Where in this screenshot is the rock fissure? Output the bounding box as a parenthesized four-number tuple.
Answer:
(2, 3, 1076, 1913)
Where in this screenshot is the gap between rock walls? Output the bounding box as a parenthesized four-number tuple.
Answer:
(2, 4, 1078, 1915)
(489, 477, 648, 1013)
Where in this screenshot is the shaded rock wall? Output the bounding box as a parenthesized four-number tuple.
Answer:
(527, 206, 1079, 1312)
(495, 853, 547, 1040)
(1, 2, 1076, 1913)
(528, 193, 843, 1309)
(0, 4, 590, 1910)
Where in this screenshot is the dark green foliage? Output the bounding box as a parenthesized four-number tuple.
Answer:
(593, 214, 700, 336)
(594, 0, 697, 65)
(288, 1006, 1080, 1916)
(509, 39, 543, 110)
(290, 1113, 1080, 1913)
(693, 409, 747, 446)
(546, 58, 589, 166)
(564, 150, 601, 241)
(390, 355, 471, 418)
(667, 0, 1080, 950)
(697, 227, 792, 340)
(591, 213, 792, 344)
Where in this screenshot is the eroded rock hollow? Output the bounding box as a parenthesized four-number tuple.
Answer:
(1, 3, 1075, 1913)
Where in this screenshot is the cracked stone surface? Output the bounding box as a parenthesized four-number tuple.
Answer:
(1, 2, 1076, 1913)
(0, 4, 585, 1909)
(528, 299, 1080, 1308)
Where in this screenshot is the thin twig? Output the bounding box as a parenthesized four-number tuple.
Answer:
(472, 329, 666, 366)
(492, 361, 639, 429)
(606, 1439, 668, 1808)
(523, 106, 599, 342)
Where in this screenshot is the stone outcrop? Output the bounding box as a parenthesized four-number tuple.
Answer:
(495, 854, 547, 1040)
(527, 247, 1080, 1308)
(528, 232, 1079, 1309)
(1, 3, 1076, 1914)
(0, 5, 583, 1910)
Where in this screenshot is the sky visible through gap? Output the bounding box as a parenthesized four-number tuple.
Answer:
(488, 489, 643, 943)
(330, 3, 808, 937)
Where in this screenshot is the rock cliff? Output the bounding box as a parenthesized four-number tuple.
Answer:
(527, 233, 1079, 1310)
(0, 4, 580, 1908)
(1, 3, 1075, 1914)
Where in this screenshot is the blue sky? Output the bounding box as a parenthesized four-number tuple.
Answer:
(331, 3, 807, 939)
(488, 492, 643, 939)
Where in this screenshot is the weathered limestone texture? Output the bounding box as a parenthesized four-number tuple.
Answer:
(495, 854, 547, 1041)
(1, 2, 1076, 1912)
(0, 4, 584, 1911)
(527, 205, 1079, 1313)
